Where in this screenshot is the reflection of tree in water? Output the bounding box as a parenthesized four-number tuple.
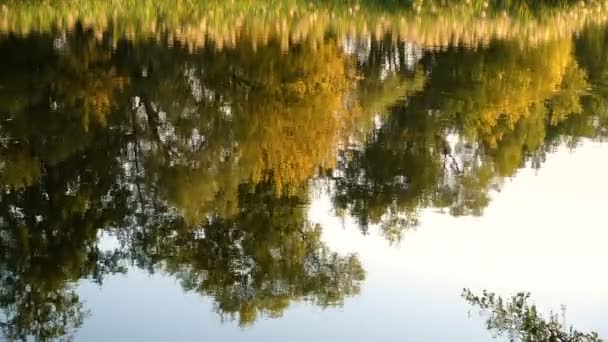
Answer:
(331, 34, 608, 241)
(0, 133, 126, 341)
(463, 289, 602, 342)
(120, 33, 366, 326)
(0, 28, 130, 341)
(0, 28, 367, 339)
(128, 179, 363, 326)
(4, 0, 608, 53)
(1, 20, 608, 340)
(126, 32, 356, 223)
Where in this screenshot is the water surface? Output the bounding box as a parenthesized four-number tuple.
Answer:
(0, 1, 607, 340)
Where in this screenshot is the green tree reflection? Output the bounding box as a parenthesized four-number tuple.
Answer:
(127, 179, 363, 326)
(463, 289, 602, 342)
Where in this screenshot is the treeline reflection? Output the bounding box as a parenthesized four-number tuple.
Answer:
(0, 20, 607, 340)
(4, 0, 608, 50)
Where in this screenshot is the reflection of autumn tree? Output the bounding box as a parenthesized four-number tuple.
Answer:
(332, 37, 595, 239)
(429, 38, 590, 205)
(429, 39, 578, 150)
(126, 36, 356, 222)
(463, 289, 602, 342)
(128, 179, 364, 326)
(118, 36, 371, 315)
(1, 29, 368, 335)
(227, 37, 352, 191)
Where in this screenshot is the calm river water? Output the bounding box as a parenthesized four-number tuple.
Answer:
(0, 1, 607, 340)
